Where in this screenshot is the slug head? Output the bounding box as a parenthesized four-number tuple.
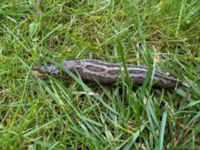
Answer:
(62, 60, 81, 72)
(40, 64, 60, 75)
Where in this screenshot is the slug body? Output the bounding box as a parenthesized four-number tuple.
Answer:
(38, 59, 183, 89)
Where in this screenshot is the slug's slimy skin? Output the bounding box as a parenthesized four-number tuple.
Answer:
(36, 59, 183, 89)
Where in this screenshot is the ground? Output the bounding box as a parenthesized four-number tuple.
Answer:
(0, 0, 200, 149)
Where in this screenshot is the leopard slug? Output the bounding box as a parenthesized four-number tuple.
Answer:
(35, 59, 183, 89)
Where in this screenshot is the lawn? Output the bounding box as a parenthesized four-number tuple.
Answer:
(0, 0, 200, 149)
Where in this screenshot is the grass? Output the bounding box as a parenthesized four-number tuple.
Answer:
(0, 0, 200, 149)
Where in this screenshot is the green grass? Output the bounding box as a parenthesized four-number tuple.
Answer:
(0, 0, 200, 149)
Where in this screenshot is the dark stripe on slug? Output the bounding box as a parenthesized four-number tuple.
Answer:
(126, 64, 148, 69)
(108, 68, 147, 76)
(85, 65, 106, 72)
(84, 59, 121, 68)
(154, 71, 167, 77)
(128, 69, 147, 75)
(153, 72, 177, 82)
(84, 59, 149, 69)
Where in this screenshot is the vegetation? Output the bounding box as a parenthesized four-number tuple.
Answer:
(0, 0, 200, 149)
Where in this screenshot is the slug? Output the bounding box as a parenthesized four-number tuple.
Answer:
(35, 59, 183, 89)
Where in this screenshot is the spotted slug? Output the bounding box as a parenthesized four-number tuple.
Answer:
(35, 59, 183, 89)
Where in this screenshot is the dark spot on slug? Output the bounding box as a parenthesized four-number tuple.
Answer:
(128, 69, 147, 75)
(85, 65, 106, 72)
